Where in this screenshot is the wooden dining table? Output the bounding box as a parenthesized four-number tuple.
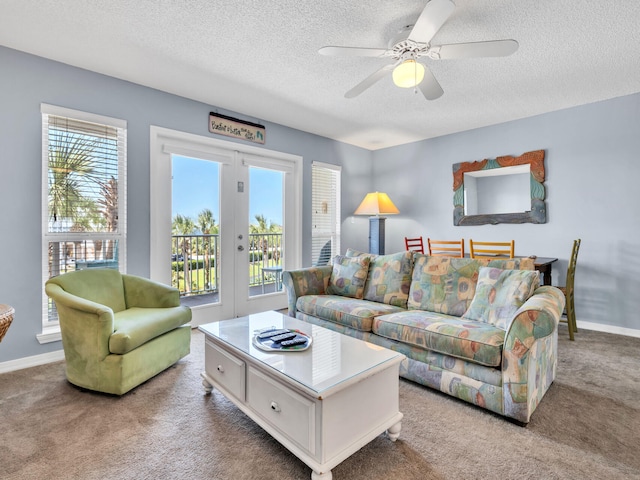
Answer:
(460, 255, 558, 286)
(530, 256, 558, 286)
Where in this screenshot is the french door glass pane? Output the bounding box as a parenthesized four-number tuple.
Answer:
(171, 155, 220, 307)
(248, 167, 284, 297)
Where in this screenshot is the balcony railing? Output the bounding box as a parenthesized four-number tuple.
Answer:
(172, 232, 282, 297)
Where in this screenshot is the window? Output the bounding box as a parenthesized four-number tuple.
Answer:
(311, 161, 341, 266)
(40, 105, 127, 342)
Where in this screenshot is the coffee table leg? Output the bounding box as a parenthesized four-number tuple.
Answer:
(201, 374, 213, 394)
(387, 421, 402, 442)
(311, 470, 332, 480)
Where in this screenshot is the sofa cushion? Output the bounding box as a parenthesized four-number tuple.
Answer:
(373, 310, 505, 367)
(362, 251, 413, 308)
(345, 247, 371, 258)
(326, 255, 370, 299)
(110, 306, 191, 354)
(407, 255, 534, 317)
(296, 295, 405, 332)
(463, 267, 540, 329)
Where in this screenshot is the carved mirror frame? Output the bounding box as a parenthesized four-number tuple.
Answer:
(453, 149, 546, 226)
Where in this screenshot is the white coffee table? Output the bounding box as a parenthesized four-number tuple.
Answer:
(199, 311, 404, 480)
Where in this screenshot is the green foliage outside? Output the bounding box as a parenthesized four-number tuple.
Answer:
(171, 211, 283, 294)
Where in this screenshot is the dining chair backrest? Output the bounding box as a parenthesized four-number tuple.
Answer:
(565, 238, 581, 294)
(428, 238, 465, 258)
(404, 236, 425, 254)
(469, 239, 515, 258)
(557, 238, 581, 340)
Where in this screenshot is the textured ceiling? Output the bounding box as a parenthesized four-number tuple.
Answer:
(2, 0, 640, 150)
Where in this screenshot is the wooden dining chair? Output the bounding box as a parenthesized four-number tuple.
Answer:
(404, 236, 425, 254)
(428, 238, 465, 257)
(556, 239, 581, 341)
(469, 239, 515, 258)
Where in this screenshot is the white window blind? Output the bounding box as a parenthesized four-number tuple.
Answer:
(311, 162, 340, 266)
(40, 105, 127, 337)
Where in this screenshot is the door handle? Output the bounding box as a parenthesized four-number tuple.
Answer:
(237, 245, 245, 251)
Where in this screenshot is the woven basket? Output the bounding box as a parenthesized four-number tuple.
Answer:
(0, 304, 14, 342)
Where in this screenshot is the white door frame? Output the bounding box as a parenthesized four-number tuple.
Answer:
(149, 126, 303, 325)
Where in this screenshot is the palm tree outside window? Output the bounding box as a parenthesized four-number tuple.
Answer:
(41, 104, 127, 333)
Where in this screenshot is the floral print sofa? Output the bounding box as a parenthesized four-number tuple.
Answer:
(282, 250, 565, 424)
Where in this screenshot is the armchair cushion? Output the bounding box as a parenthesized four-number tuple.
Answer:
(110, 306, 191, 354)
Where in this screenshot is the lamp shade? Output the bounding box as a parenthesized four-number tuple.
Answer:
(354, 192, 399, 216)
(392, 59, 425, 88)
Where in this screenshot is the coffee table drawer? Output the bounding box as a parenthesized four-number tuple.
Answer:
(247, 366, 316, 454)
(205, 340, 246, 401)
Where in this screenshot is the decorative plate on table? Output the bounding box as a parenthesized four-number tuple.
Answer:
(253, 328, 312, 352)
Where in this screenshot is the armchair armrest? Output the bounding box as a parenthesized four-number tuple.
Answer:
(45, 282, 114, 317)
(282, 266, 332, 317)
(122, 274, 181, 308)
(44, 282, 114, 360)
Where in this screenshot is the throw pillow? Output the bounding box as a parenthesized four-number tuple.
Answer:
(326, 255, 371, 299)
(345, 248, 374, 259)
(407, 255, 534, 316)
(363, 251, 413, 308)
(462, 267, 540, 329)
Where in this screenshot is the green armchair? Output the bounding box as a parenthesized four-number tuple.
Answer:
(45, 268, 191, 395)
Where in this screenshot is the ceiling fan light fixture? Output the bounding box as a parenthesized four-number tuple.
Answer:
(392, 59, 425, 88)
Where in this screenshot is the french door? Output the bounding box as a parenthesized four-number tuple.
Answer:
(150, 127, 302, 326)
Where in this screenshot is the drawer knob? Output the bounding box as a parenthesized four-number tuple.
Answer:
(270, 401, 281, 413)
(217, 365, 224, 373)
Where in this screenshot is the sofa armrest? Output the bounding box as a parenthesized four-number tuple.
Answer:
(122, 274, 181, 308)
(502, 285, 566, 422)
(504, 285, 565, 345)
(282, 266, 332, 317)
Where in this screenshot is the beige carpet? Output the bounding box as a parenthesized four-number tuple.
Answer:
(1, 325, 640, 480)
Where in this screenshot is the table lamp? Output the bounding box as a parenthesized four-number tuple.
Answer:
(354, 192, 399, 255)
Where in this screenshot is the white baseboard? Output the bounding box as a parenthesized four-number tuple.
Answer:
(576, 320, 640, 339)
(0, 349, 64, 374)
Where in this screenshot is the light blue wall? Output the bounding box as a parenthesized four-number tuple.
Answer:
(0, 46, 371, 362)
(3, 43, 638, 364)
(366, 93, 640, 331)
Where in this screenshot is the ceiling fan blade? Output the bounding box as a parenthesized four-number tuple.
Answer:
(433, 40, 519, 59)
(345, 61, 400, 99)
(408, 0, 455, 44)
(319, 46, 389, 57)
(418, 64, 444, 100)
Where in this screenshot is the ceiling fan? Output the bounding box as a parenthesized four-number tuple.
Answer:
(318, 0, 518, 100)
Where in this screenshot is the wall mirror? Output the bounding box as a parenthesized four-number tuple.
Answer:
(453, 150, 546, 226)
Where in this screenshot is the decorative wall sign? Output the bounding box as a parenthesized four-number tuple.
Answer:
(453, 149, 547, 226)
(209, 112, 265, 144)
